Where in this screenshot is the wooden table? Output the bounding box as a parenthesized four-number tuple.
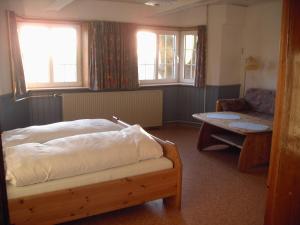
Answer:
(192, 112, 273, 172)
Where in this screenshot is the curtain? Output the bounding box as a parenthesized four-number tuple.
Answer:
(194, 25, 207, 88)
(88, 21, 139, 90)
(7, 11, 27, 100)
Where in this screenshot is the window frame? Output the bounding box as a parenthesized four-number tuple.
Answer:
(180, 30, 198, 84)
(17, 21, 82, 89)
(137, 29, 179, 85)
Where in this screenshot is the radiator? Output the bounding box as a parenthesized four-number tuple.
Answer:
(62, 90, 163, 127)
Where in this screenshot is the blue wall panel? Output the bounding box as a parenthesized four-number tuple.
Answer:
(0, 94, 30, 131)
(0, 85, 240, 130)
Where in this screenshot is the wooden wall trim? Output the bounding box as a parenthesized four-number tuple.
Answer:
(265, 0, 289, 213)
(265, 0, 300, 224)
(0, 128, 10, 225)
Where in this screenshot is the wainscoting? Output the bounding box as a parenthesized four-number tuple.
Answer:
(0, 94, 30, 131)
(0, 85, 240, 131)
(29, 95, 62, 126)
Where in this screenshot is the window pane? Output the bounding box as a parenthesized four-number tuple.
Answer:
(159, 49, 174, 64)
(185, 49, 193, 64)
(192, 50, 197, 65)
(191, 65, 196, 79)
(18, 25, 50, 83)
(137, 31, 156, 80)
(138, 65, 145, 80)
(185, 34, 196, 49)
(158, 34, 176, 80)
(166, 35, 174, 49)
(145, 65, 155, 80)
(18, 23, 80, 87)
(184, 65, 192, 80)
(183, 34, 197, 80)
(158, 64, 175, 80)
(159, 35, 165, 49)
(158, 64, 165, 79)
(165, 64, 174, 79)
(51, 27, 77, 82)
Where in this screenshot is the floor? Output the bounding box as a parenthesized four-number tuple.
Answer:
(64, 124, 268, 225)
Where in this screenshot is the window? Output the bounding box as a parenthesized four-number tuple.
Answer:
(180, 31, 198, 83)
(137, 30, 178, 84)
(18, 22, 81, 89)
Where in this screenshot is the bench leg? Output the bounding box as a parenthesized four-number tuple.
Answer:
(197, 122, 224, 151)
(238, 133, 272, 172)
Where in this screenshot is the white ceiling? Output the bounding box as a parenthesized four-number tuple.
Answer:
(94, 0, 276, 6)
(45, 0, 278, 14)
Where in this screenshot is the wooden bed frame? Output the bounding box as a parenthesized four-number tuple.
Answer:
(5, 117, 182, 225)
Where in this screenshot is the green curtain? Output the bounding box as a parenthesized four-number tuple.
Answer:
(7, 11, 27, 100)
(194, 25, 207, 88)
(88, 21, 139, 90)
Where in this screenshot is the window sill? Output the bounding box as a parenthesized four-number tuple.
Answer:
(139, 82, 194, 87)
(28, 87, 89, 93)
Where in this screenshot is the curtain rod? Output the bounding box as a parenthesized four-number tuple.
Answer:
(15, 15, 202, 30)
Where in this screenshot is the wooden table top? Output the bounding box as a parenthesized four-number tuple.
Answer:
(192, 112, 273, 135)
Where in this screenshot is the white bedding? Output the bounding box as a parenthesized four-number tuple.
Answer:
(7, 157, 173, 199)
(2, 119, 122, 148)
(5, 125, 163, 187)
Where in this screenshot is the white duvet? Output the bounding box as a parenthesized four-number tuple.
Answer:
(5, 125, 163, 187)
(2, 119, 122, 148)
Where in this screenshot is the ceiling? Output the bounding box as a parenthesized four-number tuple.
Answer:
(93, 0, 276, 6)
(46, 0, 278, 14)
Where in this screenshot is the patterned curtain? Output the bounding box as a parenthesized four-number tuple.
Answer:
(88, 21, 139, 90)
(194, 25, 207, 88)
(7, 11, 27, 100)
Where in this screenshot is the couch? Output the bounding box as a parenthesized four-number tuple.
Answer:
(216, 88, 276, 121)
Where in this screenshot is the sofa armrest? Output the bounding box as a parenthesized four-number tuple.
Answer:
(216, 98, 250, 112)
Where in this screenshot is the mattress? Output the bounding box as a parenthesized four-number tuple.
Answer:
(6, 125, 163, 187)
(7, 157, 173, 199)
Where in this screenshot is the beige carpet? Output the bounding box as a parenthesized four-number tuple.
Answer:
(63, 124, 268, 225)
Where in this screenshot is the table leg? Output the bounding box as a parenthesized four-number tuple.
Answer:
(238, 132, 272, 172)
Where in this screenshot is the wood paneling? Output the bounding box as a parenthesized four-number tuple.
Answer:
(265, 0, 300, 224)
(0, 94, 30, 131)
(0, 129, 10, 225)
(0, 85, 240, 129)
(29, 95, 62, 125)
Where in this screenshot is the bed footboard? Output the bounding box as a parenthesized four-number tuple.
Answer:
(114, 116, 182, 209)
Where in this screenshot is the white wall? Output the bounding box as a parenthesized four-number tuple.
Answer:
(0, 0, 12, 95)
(207, 1, 282, 90)
(0, 0, 25, 95)
(243, 0, 282, 91)
(0, 0, 207, 95)
(206, 4, 245, 86)
(0, 0, 282, 95)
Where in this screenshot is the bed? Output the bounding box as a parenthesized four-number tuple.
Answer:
(1, 117, 182, 225)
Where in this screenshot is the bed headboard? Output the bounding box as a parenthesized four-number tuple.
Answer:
(0, 126, 10, 225)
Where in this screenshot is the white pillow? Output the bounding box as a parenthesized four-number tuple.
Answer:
(123, 125, 163, 161)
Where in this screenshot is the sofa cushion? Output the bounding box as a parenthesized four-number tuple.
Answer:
(244, 88, 276, 115)
(219, 98, 250, 112)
